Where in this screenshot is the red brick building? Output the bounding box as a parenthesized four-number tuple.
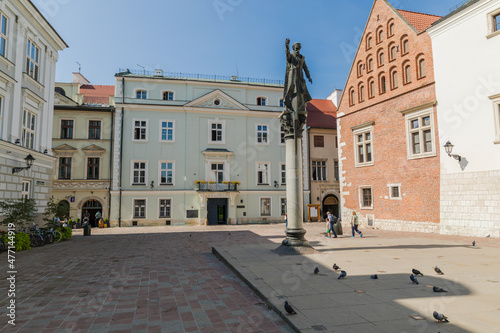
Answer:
(337, 0, 442, 232)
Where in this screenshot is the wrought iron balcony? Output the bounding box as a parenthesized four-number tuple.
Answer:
(196, 182, 239, 192)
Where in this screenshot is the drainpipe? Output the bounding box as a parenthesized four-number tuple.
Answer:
(118, 77, 125, 227)
(107, 106, 115, 221)
(306, 126, 312, 216)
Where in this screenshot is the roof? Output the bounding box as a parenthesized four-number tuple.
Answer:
(431, 0, 481, 27)
(397, 9, 442, 32)
(80, 85, 114, 105)
(306, 99, 337, 129)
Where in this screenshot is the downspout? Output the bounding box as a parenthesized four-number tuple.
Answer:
(118, 77, 125, 227)
(108, 106, 114, 221)
(306, 126, 312, 216)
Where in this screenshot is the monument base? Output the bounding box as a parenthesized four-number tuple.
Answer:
(273, 228, 318, 255)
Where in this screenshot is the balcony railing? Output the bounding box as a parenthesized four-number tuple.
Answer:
(196, 182, 238, 192)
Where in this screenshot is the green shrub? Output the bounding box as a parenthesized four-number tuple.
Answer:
(1, 232, 31, 251)
(57, 226, 72, 241)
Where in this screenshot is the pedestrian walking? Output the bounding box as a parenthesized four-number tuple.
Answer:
(326, 211, 338, 238)
(351, 211, 363, 237)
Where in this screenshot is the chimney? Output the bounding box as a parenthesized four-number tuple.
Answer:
(155, 69, 163, 76)
(72, 72, 90, 85)
(327, 89, 343, 108)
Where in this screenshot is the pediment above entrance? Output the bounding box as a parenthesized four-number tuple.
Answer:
(185, 89, 249, 110)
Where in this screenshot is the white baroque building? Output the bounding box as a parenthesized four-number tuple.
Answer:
(110, 70, 309, 227)
(0, 0, 67, 222)
(428, 0, 500, 237)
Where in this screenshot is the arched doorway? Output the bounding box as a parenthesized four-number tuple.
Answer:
(322, 195, 339, 219)
(57, 200, 70, 219)
(81, 199, 102, 227)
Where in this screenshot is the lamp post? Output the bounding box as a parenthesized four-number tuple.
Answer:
(443, 141, 461, 162)
(12, 154, 35, 174)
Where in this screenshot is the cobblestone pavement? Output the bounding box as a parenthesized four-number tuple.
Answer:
(1, 225, 296, 333)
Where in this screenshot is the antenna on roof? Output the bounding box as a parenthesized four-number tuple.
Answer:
(76, 61, 81, 73)
(236, 60, 239, 77)
(137, 64, 145, 75)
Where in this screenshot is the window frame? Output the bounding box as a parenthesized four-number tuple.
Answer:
(158, 198, 172, 218)
(349, 87, 355, 106)
(359, 186, 373, 210)
(377, 48, 385, 67)
(256, 162, 270, 185)
(260, 197, 271, 216)
(58, 157, 72, 180)
(280, 197, 287, 216)
(256, 96, 267, 106)
(136, 89, 147, 99)
(311, 160, 327, 181)
(313, 135, 324, 147)
(0, 13, 8, 58)
(60, 119, 74, 139)
(379, 73, 386, 94)
(279, 98, 284, 107)
(358, 83, 365, 103)
(208, 120, 225, 144)
(26, 39, 40, 81)
(366, 34, 373, 50)
(159, 161, 175, 186)
(132, 119, 148, 142)
(368, 78, 375, 99)
(334, 160, 339, 181)
(133, 199, 147, 219)
(256, 123, 269, 145)
(159, 120, 175, 142)
(388, 183, 402, 200)
(403, 61, 412, 85)
(162, 91, 174, 101)
(367, 56, 373, 73)
(353, 124, 374, 167)
(21, 180, 31, 200)
(280, 162, 286, 185)
(416, 56, 426, 79)
(490, 94, 500, 143)
(88, 120, 101, 140)
(376, 26, 384, 44)
(487, 9, 500, 38)
(131, 160, 148, 185)
(86, 157, 100, 180)
(280, 125, 286, 145)
(22, 110, 36, 150)
(404, 107, 437, 160)
(401, 37, 409, 55)
(390, 68, 398, 89)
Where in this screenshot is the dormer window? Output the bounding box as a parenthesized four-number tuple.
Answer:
(162, 91, 174, 100)
(257, 97, 267, 106)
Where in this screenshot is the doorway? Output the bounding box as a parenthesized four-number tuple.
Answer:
(207, 198, 227, 225)
(82, 199, 103, 227)
(322, 195, 339, 219)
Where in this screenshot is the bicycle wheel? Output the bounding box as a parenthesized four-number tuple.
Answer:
(46, 232, 55, 244)
(0, 239, 5, 253)
(53, 230, 63, 242)
(36, 235, 45, 246)
(30, 235, 39, 247)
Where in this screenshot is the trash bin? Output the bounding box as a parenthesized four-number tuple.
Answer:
(83, 223, 91, 236)
(334, 220, 343, 236)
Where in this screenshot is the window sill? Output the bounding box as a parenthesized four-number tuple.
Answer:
(132, 140, 149, 143)
(23, 72, 44, 90)
(132, 183, 146, 186)
(359, 206, 374, 210)
(133, 217, 145, 219)
(494, 140, 500, 144)
(160, 183, 174, 186)
(486, 30, 500, 39)
(355, 162, 374, 168)
(389, 197, 402, 200)
(257, 183, 269, 186)
(407, 152, 437, 160)
(0, 54, 14, 68)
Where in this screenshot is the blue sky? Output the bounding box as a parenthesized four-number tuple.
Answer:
(37, 0, 463, 99)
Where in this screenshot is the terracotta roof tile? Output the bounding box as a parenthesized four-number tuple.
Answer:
(306, 99, 337, 129)
(397, 9, 442, 32)
(80, 85, 114, 105)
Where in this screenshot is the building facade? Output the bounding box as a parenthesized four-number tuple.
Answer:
(0, 0, 67, 223)
(428, 0, 500, 238)
(110, 70, 309, 227)
(337, 0, 442, 232)
(306, 97, 340, 221)
(52, 73, 115, 226)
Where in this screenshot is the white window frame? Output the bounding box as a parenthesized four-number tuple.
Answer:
(208, 119, 225, 144)
(21, 180, 31, 200)
(404, 107, 436, 160)
(260, 197, 271, 216)
(26, 39, 39, 81)
(487, 8, 500, 39)
(359, 185, 373, 210)
(387, 183, 402, 200)
(256, 162, 270, 185)
(0, 13, 8, 58)
(131, 160, 147, 185)
(158, 198, 172, 218)
(353, 124, 374, 167)
(132, 119, 148, 142)
(280, 197, 287, 216)
(159, 120, 175, 142)
(86, 156, 101, 180)
(312, 160, 327, 181)
(136, 89, 147, 99)
(133, 198, 147, 219)
(280, 163, 286, 185)
(257, 96, 267, 106)
(256, 123, 269, 145)
(162, 91, 174, 101)
(22, 110, 36, 150)
(491, 95, 500, 144)
(209, 162, 225, 183)
(159, 161, 175, 186)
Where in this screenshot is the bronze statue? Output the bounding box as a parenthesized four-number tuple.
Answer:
(281, 38, 313, 140)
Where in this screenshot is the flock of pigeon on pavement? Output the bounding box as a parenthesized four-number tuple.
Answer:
(282, 242, 475, 324)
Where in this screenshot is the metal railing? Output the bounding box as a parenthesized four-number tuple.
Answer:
(197, 183, 238, 192)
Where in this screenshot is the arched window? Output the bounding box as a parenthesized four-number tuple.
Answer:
(257, 97, 267, 106)
(367, 56, 373, 72)
(162, 91, 174, 100)
(349, 88, 355, 106)
(55, 87, 66, 96)
(417, 57, 426, 79)
(377, 49, 385, 66)
(403, 62, 412, 84)
(388, 20, 395, 37)
(359, 84, 365, 102)
(401, 36, 409, 55)
(136, 90, 147, 99)
(368, 78, 375, 98)
(389, 42, 397, 61)
(366, 34, 373, 50)
(357, 61, 364, 77)
(391, 68, 398, 89)
(379, 73, 387, 94)
(376, 26, 384, 43)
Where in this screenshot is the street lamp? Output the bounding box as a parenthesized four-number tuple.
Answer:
(12, 154, 35, 174)
(443, 141, 461, 162)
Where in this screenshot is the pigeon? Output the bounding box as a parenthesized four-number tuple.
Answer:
(314, 267, 319, 275)
(284, 301, 296, 315)
(410, 274, 419, 284)
(370, 274, 378, 279)
(433, 286, 448, 293)
(412, 269, 423, 276)
(332, 263, 340, 271)
(338, 270, 347, 279)
(486, 234, 490, 238)
(472, 241, 475, 246)
(433, 310, 449, 322)
(434, 266, 444, 275)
